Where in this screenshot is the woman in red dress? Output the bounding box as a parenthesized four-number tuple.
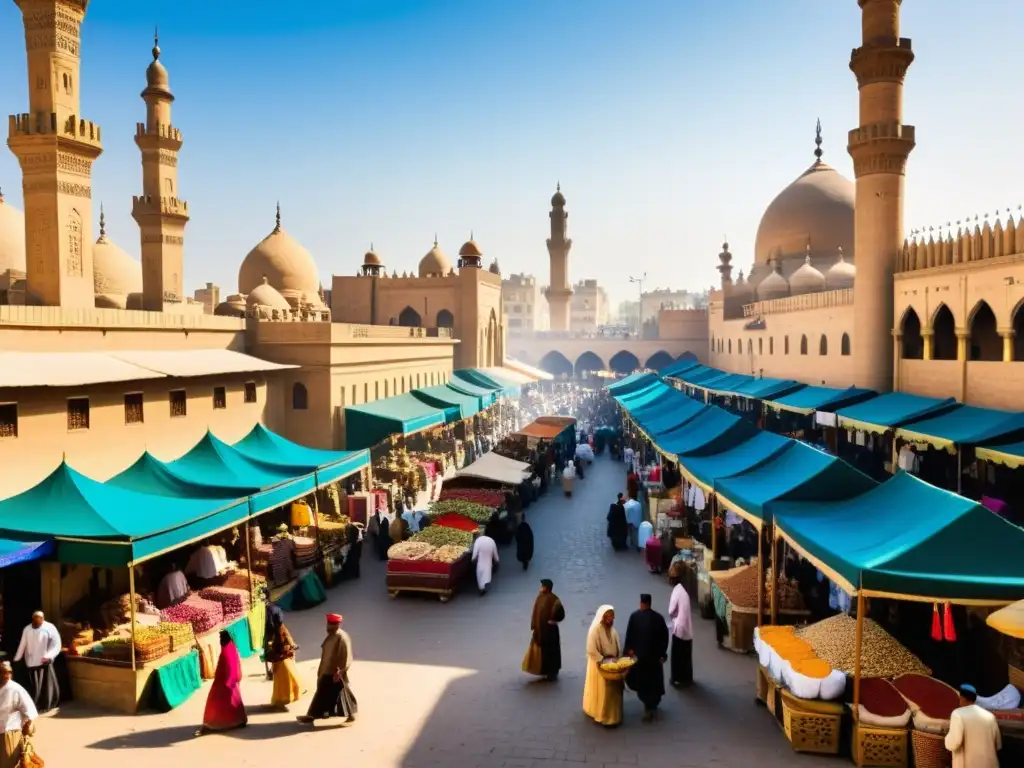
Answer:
(196, 631, 247, 736)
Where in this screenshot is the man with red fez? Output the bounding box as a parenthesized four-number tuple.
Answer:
(297, 613, 357, 726)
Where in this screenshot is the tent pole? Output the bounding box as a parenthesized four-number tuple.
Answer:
(756, 527, 764, 628)
(956, 448, 962, 495)
(770, 525, 778, 625)
(244, 517, 254, 605)
(891, 433, 898, 474)
(710, 495, 718, 562)
(853, 590, 865, 724)
(128, 566, 137, 672)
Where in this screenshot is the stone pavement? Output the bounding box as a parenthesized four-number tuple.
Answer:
(34, 454, 835, 767)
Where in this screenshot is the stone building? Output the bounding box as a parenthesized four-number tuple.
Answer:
(502, 272, 547, 335)
(571, 279, 610, 334)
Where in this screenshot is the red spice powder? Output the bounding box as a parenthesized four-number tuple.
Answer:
(859, 678, 909, 718)
(894, 674, 959, 720)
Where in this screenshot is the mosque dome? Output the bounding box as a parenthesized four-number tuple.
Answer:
(363, 246, 381, 266)
(214, 294, 247, 317)
(731, 270, 754, 300)
(788, 252, 826, 295)
(551, 183, 566, 207)
(0, 191, 27, 275)
(238, 204, 321, 306)
(458, 238, 483, 258)
(92, 209, 143, 303)
(826, 247, 856, 290)
(246, 277, 291, 311)
(753, 123, 854, 267)
(418, 239, 452, 277)
(756, 262, 790, 301)
(145, 35, 170, 92)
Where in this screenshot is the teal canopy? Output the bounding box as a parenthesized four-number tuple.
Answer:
(681, 431, 792, 490)
(606, 371, 658, 393)
(109, 453, 246, 499)
(771, 385, 877, 414)
(682, 366, 729, 386)
(656, 407, 759, 458)
(624, 386, 684, 417)
(701, 372, 755, 393)
(231, 425, 369, 486)
(0, 463, 250, 567)
(658, 359, 702, 378)
(635, 399, 707, 437)
(0, 539, 53, 569)
(345, 393, 447, 449)
(445, 378, 497, 408)
(730, 378, 805, 401)
(714, 441, 876, 525)
(836, 392, 959, 433)
(411, 384, 481, 421)
(453, 369, 519, 397)
(615, 381, 671, 409)
(896, 405, 1024, 448)
(774, 471, 1024, 601)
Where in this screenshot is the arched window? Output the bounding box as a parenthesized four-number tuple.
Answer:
(1014, 301, 1024, 361)
(736, 337, 741, 353)
(932, 305, 957, 360)
(436, 309, 454, 329)
(728, 339, 732, 354)
(747, 339, 752, 355)
(800, 335, 808, 355)
(819, 335, 828, 355)
(784, 336, 789, 355)
(384, 379, 389, 397)
(758, 338, 763, 355)
(398, 306, 422, 327)
(291, 382, 308, 410)
(968, 301, 1001, 361)
(769, 337, 774, 355)
(900, 310, 923, 359)
(841, 333, 851, 356)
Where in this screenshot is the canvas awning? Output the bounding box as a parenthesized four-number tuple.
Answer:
(0, 463, 251, 567)
(895, 406, 1024, 451)
(714, 441, 876, 528)
(481, 366, 535, 387)
(679, 431, 792, 492)
(616, 380, 675, 409)
(768, 385, 877, 415)
(773, 471, 1024, 602)
(606, 372, 658, 394)
(975, 440, 1024, 469)
(729, 378, 805, 401)
(836, 392, 960, 434)
(445, 378, 497, 408)
(231, 424, 369, 485)
(0, 539, 54, 569)
(634, 399, 707, 438)
(345, 393, 447, 449)
(110, 349, 297, 377)
(516, 422, 570, 440)
(453, 369, 517, 397)
(624, 386, 686, 418)
(411, 384, 481, 421)
(456, 451, 532, 485)
(0, 351, 167, 387)
(655, 407, 759, 459)
(658, 359, 702, 378)
(986, 600, 1024, 639)
(676, 366, 726, 385)
(700, 372, 755, 395)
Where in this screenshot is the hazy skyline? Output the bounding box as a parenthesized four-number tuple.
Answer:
(1, 0, 1021, 304)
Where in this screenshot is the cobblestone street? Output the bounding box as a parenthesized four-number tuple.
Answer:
(36, 454, 833, 767)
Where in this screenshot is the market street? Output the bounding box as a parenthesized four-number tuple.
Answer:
(32, 454, 832, 767)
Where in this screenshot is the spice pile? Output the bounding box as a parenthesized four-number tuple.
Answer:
(426, 500, 495, 524)
(714, 564, 760, 608)
(424, 544, 468, 564)
(161, 596, 224, 636)
(438, 488, 505, 507)
(411, 526, 474, 549)
(797, 614, 930, 678)
(388, 541, 436, 561)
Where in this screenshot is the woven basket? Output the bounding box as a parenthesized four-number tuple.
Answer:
(598, 660, 634, 682)
(780, 690, 842, 755)
(852, 721, 908, 768)
(910, 729, 952, 768)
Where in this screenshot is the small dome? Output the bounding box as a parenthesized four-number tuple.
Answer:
(0, 190, 27, 275)
(551, 183, 566, 207)
(214, 294, 247, 317)
(363, 245, 381, 266)
(238, 204, 321, 306)
(731, 270, 753, 298)
(246, 278, 291, 310)
(756, 263, 790, 301)
(789, 252, 826, 294)
(458, 238, 483, 258)
(826, 247, 856, 290)
(92, 209, 143, 299)
(419, 239, 451, 277)
(146, 36, 170, 92)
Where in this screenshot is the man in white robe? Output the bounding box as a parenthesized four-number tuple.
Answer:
(471, 534, 499, 596)
(945, 684, 1001, 768)
(13, 611, 60, 713)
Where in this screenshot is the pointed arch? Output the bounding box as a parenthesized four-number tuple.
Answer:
(291, 382, 308, 410)
(932, 304, 957, 360)
(968, 299, 1001, 361)
(799, 335, 808, 355)
(608, 350, 641, 374)
(819, 335, 828, 355)
(784, 336, 789, 355)
(769, 337, 774, 355)
(1014, 297, 1024, 361)
(728, 339, 732, 354)
(398, 306, 421, 327)
(758, 338, 763, 355)
(747, 339, 752, 355)
(575, 351, 605, 374)
(841, 333, 851, 356)
(644, 350, 674, 370)
(538, 351, 573, 377)
(436, 308, 454, 328)
(676, 351, 697, 362)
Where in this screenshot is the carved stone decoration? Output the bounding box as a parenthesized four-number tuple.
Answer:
(30, 208, 50, 275)
(66, 209, 83, 277)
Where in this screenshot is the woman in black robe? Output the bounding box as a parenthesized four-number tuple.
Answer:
(340, 524, 362, 579)
(376, 517, 392, 560)
(606, 495, 628, 551)
(516, 516, 535, 570)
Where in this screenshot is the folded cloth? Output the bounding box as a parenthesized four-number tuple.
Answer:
(977, 683, 1022, 711)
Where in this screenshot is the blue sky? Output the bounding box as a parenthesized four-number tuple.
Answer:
(1, 0, 1021, 304)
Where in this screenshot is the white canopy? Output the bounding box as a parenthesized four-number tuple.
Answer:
(455, 451, 532, 485)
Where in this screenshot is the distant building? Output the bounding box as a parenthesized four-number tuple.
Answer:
(640, 288, 706, 321)
(193, 282, 220, 314)
(571, 279, 609, 334)
(502, 272, 547, 335)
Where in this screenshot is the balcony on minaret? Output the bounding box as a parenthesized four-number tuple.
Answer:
(132, 194, 189, 220)
(135, 121, 182, 149)
(8, 113, 103, 150)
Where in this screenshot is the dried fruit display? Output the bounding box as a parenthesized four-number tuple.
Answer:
(198, 587, 250, 621)
(411, 526, 474, 549)
(438, 488, 505, 507)
(160, 596, 224, 636)
(424, 544, 469, 563)
(715, 564, 760, 608)
(797, 613, 930, 678)
(387, 541, 436, 561)
(765, 568, 805, 611)
(426, 500, 495, 523)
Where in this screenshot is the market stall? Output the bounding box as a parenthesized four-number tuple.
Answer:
(386, 526, 474, 602)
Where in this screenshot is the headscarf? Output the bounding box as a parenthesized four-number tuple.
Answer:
(590, 604, 615, 633)
(587, 604, 620, 658)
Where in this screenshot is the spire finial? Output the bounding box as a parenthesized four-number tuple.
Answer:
(99, 203, 106, 237)
(836, 245, 844, 263)
(152, 25, 161, 61)
(814, 118, 823, 162)
(556, 181, 561, 192)
(470, 229, 474, 241)
(433, 233, 438, 248)
(0, 186, 4, 204)
(274, 201, 281, 233)
(805, 235, 812, 263)
(370, 242, 374, 251)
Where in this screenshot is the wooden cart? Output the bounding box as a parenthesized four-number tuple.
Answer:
(386, 553, 471, 603)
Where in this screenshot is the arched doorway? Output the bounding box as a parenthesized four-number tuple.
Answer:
(436, 308, 454, 329)
(609, 350, 641, 374)
(645, 350, 674, 370)
(398, 306, 421, 327)
(932, 304, 957, 360)
(1015, 301, 1024, 361)
(968, 300, 1001, 361)
(485, 309, 498, 367)
(538, 350, 573, 377)
(575, 351, 605, 376)
(676, 351, 697, 362)
(900, 309, 923, 359)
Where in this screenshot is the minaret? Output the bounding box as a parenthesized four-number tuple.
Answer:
(132, 29, 189, 310)
(7, 0, 103, 307)
(848, 0, 915, 391)
(717, 238, 733, 289)
(544, 183, 573, 331)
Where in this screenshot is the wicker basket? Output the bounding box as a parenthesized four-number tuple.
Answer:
(910, 729, 952, 768)
(852, 720, 908, 767)
(598, 659, 634, 682)
(780, 689, 842, 755)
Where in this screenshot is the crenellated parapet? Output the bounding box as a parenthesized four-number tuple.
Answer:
(9, 113, 103, 153)
(899, 214, 1024, 272)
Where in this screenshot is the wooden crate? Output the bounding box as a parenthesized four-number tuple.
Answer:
(780, 690, 842, 755)
(852, 721, 908, 767)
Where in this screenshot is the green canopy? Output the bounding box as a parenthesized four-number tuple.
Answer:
(714, 441, 877, 526)
(770, 385, 876, 415)
(896, 406, 1024, 450)
(680, 431, 792, 491)
(655, 406, 759, 458)
(453, 369, 517, 397)
(411, 384, 481, 421)
(109, 453, 246, 498)
(606, 371, 658, 394)
(0, 463, 250, 567)
(345, 393, 447, 449)
(445, 378, 497, 408)
(658, 359, 702, 378)
(231, 424, 368, 486)
(836, 392, 959, 434)
(729, 378, 805, 401)
(774, 471, 1024, 601)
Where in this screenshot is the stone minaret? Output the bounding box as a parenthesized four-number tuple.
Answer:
(132, 30, 189, 310)
(545, 183, 573, 331)
(848, 0, 915, 391)
(8, 0, 103, 307)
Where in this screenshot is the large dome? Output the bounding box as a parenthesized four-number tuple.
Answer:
(419, 239, 452, 277)
(93, 214, 143, 301)
(0, 192, 27, 275)
(754, 161, 854, 266)
(238, 206, 320, 306)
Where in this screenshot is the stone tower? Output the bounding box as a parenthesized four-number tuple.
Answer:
(545, 183, 573, 331)
(848, 0, 915, 391)
(7, 0, 103, 307)
(132, 31, 189, 310)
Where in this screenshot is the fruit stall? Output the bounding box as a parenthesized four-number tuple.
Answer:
(386, 527, 475, 602)
(710, 561, 808, 653)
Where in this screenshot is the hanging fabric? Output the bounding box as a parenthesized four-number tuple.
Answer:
(943, 602, 957, 642)
(930, 603, 942, 642)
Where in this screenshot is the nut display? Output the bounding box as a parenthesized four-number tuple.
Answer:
(387, 541, 436, 561)
(411, 526, 475, 549)
(424, 544, 469, 564)
(796, 613, 930, 678)
(714, 564, 760, 608)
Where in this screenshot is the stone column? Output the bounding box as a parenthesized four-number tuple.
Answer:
(922, 330, 933, 360)
(956, 329, 969, 362)
(1001, 329, 1016, 362)
(891, 330, 902, 391)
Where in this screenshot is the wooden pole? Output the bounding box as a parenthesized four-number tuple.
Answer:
(710, 495, 718, 562)
(128, 566, 137, 672)
(770, 526, 779, 625)
(244, 516, 254, 605)
(756, 527, 764, 628)
(956, 448, 963, 495)
(891, 433, 898, 474)
(853, 590, 865, 724)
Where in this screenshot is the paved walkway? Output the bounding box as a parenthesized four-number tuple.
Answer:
(35, 454, 833, 767)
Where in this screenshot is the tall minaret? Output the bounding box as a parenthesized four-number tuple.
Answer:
(8, 0, 103, 307)
(545, 183, 573, 331)
(848, 0, 915, 391)
(132, 30, 189, 311)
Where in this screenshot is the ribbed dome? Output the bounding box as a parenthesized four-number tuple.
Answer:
(93, 212, 143, 301)
(246, 278, 291, 310)
(419, 239, 451, 277)
(756, 263, 790, 301)
(0, 192, 27, 275)
(238, 205, 321, 306)
(146, 36, 170, 92)
(789, 253, 826, 294)
(826, 247, 856, 290)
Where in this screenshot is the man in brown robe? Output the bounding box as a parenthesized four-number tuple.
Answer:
(298, 613, 357, 725)
(522, 580, 565, 682)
